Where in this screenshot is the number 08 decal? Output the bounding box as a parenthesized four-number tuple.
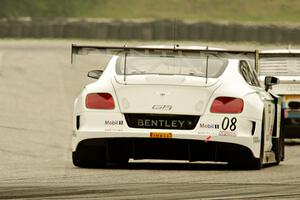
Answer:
(222, 117, 237, 131)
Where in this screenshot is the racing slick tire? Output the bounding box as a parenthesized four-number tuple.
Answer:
(72, 145, 107, 168)
(273, 109, 285, 164)
(280, 109, 285, 161)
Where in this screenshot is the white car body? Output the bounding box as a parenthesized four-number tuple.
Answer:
(71, 45, 284, 169)
(259, 49, 300, 138)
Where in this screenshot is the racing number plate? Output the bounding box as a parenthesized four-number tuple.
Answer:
(150, 132, 172, 138)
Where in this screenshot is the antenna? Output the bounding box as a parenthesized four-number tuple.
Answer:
(255, 49, 259, 73)
(205, 46, 209, 85)
(124, 52, 127, 84)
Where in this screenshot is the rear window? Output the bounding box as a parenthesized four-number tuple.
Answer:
(116, 55, 228, 78)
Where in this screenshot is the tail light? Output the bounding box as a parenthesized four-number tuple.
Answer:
(86, 93, 115, 109)
(210, 97, 243, 113)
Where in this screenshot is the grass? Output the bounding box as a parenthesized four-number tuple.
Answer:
(1, 0, 300, 24)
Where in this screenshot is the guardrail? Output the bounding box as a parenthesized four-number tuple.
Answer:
(0, 18, 299, 43)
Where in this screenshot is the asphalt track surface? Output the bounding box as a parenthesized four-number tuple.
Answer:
(1, 40, 300, 199)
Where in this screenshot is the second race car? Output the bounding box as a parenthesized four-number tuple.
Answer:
(259, 49, 300, 138)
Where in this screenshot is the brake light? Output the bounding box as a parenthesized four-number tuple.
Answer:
(86, 93, 115, 109)
(210, 97, 243, 113)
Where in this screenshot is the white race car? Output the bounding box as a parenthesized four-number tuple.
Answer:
(71, 45, 284, 169)
(259, 50, 300, 138)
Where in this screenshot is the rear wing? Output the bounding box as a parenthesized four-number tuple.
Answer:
(258, 51, 300, 77)
(71, 44, 259, 67)
(71, 44, 259, 84)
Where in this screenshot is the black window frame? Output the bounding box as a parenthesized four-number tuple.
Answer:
(239, 60, 260, 87)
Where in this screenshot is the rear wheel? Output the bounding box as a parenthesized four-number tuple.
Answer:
(72, 145, 107, 168)
(274, 109, 285, 164)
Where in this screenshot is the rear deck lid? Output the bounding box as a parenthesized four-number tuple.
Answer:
(111, 54, 227, 115)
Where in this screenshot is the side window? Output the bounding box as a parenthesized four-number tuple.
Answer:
(240, 61, 260, 87)
(240, 61, 252, 85)
(249, 64, 261, 87)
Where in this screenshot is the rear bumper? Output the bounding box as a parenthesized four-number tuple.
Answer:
(74, 137, 256, 163)
(72, 130, 261, 161)
(72, 111, 262, 161)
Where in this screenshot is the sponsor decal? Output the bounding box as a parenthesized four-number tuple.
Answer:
(205, 135, 212, 143)
(198, 131, 216, 135)
(105, 120, 124, 126)
(219, 130, 236, 137)
(200, 123, 220, 129)
(137, 119, 187, 129)
(104, 120, 124, 132)
(152, 105, 172, 111)
(150, 132, 172, 138)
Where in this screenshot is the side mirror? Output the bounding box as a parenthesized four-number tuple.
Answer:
(264, 76, 279, 91)
(87, 70, 103, 79)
